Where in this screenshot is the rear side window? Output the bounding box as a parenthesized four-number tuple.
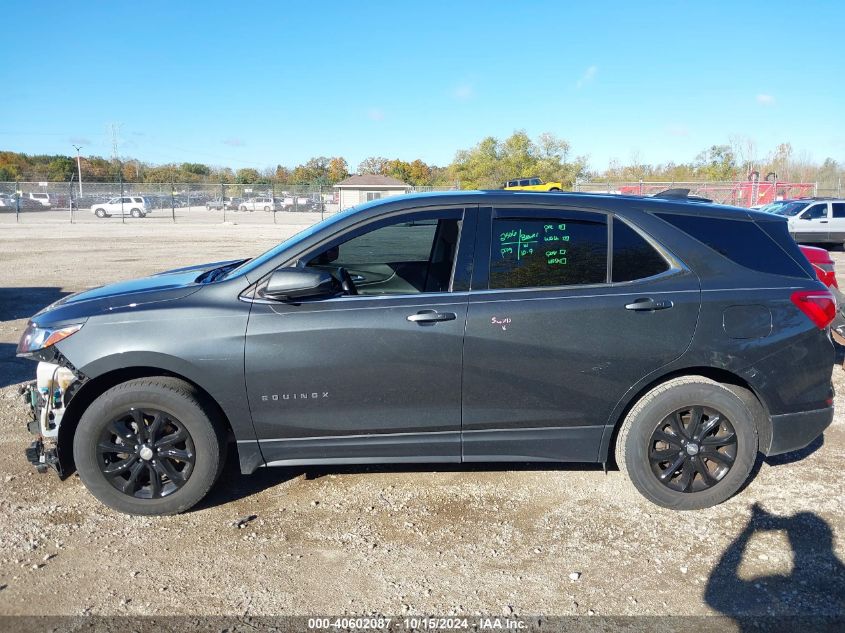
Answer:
(832, 203, 845, 218)
(657, 213, 807, 277)
(612, 218, 670, 282)
(490, 216, 607, 289)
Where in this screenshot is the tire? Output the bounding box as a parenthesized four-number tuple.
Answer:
(264, 206, 270, 212)
(130, 208, 141, 218)
(239, 206, 246, 212)
(73, 377, 226, 516)
(614, 376, 758, 510)
(94, 208, 107, 218)
(549, 187, 561, 191)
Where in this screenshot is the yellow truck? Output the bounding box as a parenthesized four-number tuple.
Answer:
(503, 177, 563, 191)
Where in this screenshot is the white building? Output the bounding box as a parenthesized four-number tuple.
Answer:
(333, 174, 411, 211)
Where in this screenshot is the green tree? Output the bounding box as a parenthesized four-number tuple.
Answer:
(235, 168, 261, 184)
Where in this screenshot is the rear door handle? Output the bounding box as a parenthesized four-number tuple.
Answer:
(407, 310, 457, 324)
(625, 297, 674, 311)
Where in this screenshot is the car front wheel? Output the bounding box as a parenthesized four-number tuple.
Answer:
(73, 377, 226, 515)
(94, 208, 107, 218)
(615, 376, 758, 510)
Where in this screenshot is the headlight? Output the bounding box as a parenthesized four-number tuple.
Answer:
(17, 322, 83, 356)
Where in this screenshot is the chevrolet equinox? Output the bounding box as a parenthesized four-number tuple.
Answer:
(17, 191, 836, 515)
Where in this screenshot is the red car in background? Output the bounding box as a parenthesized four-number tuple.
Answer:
(800, 245, 838, 288)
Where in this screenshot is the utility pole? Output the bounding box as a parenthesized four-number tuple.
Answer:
(73, 145, 83, 196)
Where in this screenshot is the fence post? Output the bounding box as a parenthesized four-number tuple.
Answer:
(15, 179, 20, 223)
(171, 175, 176, 223)
(120, 173, 125, 224)
(221, 182, 226, 223)
(638, 179, 643, 195)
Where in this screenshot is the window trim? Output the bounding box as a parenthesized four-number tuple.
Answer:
(473, 205, 683, 294)
(242, 205, 477, 303)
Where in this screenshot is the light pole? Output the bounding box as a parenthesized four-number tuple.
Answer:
(73, 145, 83, 196)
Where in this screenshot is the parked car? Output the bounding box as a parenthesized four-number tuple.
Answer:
(206, 197, 240, 211)
(0, 193, 14, 209)
(3, 195, 43, 211)
(504, 177, 563, 191)
(91, 196, 150, 218)
(17, 191, 835, 515)
(25, 192, 52, 208)
(238, 196, 279, 212)
(281, 195, 313, 210)
(771, 198, 845, 245)
(799, 245, 838, 289)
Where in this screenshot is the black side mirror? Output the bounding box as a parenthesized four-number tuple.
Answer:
(263, 267, 338, 301)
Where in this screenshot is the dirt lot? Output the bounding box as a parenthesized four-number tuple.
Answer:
(0, 221, 843, 625)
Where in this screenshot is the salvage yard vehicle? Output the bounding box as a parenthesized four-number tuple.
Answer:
(238, 196, 280, 212)
(773, 198, 845, 246)
(504, 177, 563, 191)
(26, 192, 52, 208)
(91, 196, 150, 218)
(17, 191, 835, 515)
(206, 196, 240, 211)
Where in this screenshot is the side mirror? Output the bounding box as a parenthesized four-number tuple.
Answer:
(262, 267, 338, 301)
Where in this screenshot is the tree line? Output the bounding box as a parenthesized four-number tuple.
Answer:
(1, 132, 842, 188)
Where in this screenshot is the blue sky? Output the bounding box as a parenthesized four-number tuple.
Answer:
(1, 1, 843, 172)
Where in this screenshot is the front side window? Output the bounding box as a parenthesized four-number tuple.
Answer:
(306, 213, 462, 295)
(803, 204, 828, 220)
(489, 213, 608, 289)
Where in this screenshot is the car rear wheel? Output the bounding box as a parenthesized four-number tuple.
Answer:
(615, 376, 758, 510)
(130, 208, 142, 218)
(264, 206, 270, 212)
(73, 377, 226, 515)
(94, 208, 107, 218)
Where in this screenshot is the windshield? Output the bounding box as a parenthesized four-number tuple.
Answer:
(223, 201, 377, 279)
(772, 201, 809, 217)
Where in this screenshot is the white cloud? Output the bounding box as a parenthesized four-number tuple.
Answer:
(665, 124, 690, 137)
(576, 65, 598, 89)
(367, 108, 385, 122)
(222, 137, 245, 147)
(453, 82, 474, 101)
(756, 94, 776, 106)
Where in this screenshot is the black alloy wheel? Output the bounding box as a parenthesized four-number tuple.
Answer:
(648, 405, 737, 493)
(96, 408, 196, 499)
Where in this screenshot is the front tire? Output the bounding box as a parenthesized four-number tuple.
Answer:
(73, 377, 226, 515)
(615, 376, 758, 510)
(94, 208, 107, 218)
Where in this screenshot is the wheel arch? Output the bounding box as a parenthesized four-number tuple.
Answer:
(57, 366, 240, 476)
(600, 366, 772, 464)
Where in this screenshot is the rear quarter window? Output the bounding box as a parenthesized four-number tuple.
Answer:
(612, 218, 670, 282)
(656, 213, 807, 278)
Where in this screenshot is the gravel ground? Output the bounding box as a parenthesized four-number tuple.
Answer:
(0, 222, 843, 623)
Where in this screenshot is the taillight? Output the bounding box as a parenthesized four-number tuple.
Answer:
(790, 290, 836, 329)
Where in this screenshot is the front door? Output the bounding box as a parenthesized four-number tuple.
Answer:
(461, 206, 700, 462)
(792, 202, 830, 243)
(244, 206, 476, 466)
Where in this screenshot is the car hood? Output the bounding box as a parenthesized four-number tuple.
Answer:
(32, 259, 242, 325)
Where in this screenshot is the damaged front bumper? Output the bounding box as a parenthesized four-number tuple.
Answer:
(21, 361, 80, 476)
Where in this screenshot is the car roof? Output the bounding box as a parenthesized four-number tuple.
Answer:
(368, 190, 771, 221)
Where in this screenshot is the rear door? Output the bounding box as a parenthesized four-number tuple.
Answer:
(461, 205, 700, 462)
(827, 202, 845, 244)
(793, 202, 830, 242)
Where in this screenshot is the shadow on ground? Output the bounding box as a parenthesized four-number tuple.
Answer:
(0, 287, 69, 322)
(197, 447, 602, 512)
(706, 503, 845, 630)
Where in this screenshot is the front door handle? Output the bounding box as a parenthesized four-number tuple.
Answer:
(407, 310, 457, 324)
(625, 297, 674, 311)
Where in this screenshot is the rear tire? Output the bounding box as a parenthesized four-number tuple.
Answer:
(73, 377, 226, 516)
(94, 208, 107, 218)
(130, 208, 141, 218)
(615, 376, 758, 510)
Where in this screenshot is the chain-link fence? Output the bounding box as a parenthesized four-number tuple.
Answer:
(573, 180, 829, 207)
(0, 181, 456, 224)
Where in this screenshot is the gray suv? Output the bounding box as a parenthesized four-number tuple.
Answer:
(17, 191, 835, 515)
